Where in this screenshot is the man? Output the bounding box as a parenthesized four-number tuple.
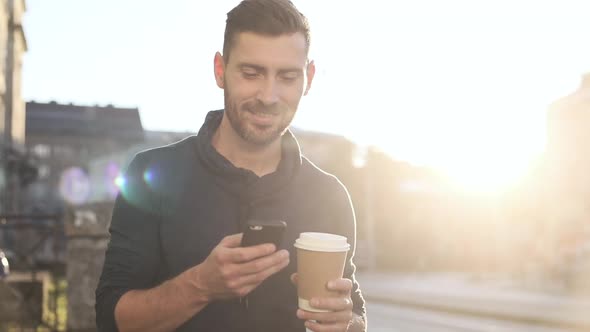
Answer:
(95, 0, 366, 331)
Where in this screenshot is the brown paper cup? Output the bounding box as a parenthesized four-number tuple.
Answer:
(294, 232, 350, 312)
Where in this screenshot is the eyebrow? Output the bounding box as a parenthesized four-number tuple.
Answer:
(238, 63, 303, 75)
(239, 63, 266, 73)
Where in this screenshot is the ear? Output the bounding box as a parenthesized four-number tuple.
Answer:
(214, 52, 225, 89)
(304, 60, 315, 96)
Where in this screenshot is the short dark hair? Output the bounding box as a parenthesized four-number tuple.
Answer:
(223, 0, 310, 63)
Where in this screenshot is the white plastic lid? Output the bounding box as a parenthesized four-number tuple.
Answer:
(294, 232, 350, 252)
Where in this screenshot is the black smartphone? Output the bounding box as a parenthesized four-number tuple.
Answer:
(241, 220, 287, 248)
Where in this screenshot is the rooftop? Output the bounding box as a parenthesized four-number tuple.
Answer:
(26, 101, 144, 141)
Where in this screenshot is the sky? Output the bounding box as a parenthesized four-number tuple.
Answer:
(21, 0, 590, 190)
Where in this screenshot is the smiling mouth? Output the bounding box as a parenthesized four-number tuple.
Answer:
(247, 108, 279, 116)
(247, 109, 278, 126)
(250, 111, 274, 117)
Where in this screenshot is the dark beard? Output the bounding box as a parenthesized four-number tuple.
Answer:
(224, 88, 287, 146)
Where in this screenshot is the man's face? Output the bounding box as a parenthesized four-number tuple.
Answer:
(215, 31, 314, 146)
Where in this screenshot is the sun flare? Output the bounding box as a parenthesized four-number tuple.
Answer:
(439, 153, 539, 193)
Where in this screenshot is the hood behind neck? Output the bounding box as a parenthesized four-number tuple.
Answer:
(195, 110, 302, 201)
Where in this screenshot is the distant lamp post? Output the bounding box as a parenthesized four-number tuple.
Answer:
(0, 250, 9, 278)
(0, 167, 6, 193)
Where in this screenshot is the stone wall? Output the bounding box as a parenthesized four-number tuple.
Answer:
(65, 202, 113, 331)
(0, 271, 49, 328)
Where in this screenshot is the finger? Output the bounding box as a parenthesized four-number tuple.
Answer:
(228, 254, 291, 291)
(219, 233, 243, 248)
(306, 296, 353, 313)
(303, 318, 350, 332)
(297, 308, 353, 325)
(326, 278, 353, 294)
(220, 233, 277, 251)
(290, 273, 298, 285)
(237, 249, 289, 275)
(222, 243, 277, 263)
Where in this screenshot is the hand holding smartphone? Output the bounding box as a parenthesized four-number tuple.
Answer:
(240, 219, 287, 248)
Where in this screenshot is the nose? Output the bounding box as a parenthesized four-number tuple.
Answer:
(256, 78, 279, 106)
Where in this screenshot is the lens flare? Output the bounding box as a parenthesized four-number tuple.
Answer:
(114, 175, 126, 189)
(143, 169, 153, 184)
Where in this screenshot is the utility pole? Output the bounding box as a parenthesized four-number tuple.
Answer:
(3, 0, 18, 214)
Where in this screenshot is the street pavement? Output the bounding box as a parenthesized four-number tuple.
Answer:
(366, 300, 572, 332)
(357, 271, 590, 331)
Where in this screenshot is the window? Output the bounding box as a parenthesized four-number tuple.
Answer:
(32, 144, 51, 158)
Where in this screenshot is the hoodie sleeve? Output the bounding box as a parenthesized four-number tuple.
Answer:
(95, 152, 162, 331)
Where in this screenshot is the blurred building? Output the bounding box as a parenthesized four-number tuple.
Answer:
(24, 101, 144, 210)
(0, 0, 27, 213)
(494, 72, 590, 290)
(1, 0, 27, 146)
(544, 72, 590, 233)
(541, 72, 590, 266)
(546, 72, 590, 195)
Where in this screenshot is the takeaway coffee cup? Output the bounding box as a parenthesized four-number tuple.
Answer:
(294, 232, 350, 312)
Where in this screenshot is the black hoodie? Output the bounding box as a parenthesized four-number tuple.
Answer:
(96, 110, 365, 331)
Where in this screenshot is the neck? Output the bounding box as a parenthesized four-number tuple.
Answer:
(211, 115, 282, 177)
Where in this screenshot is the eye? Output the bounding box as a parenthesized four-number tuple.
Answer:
(242, 71, 259, 80)
(280, 73, 299, 82)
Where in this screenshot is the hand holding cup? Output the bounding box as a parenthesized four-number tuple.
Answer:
(292, 232, 353, 331)
(291, 274, 354, 331)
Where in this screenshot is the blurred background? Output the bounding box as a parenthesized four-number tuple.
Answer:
(1, 0, 590, 331)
